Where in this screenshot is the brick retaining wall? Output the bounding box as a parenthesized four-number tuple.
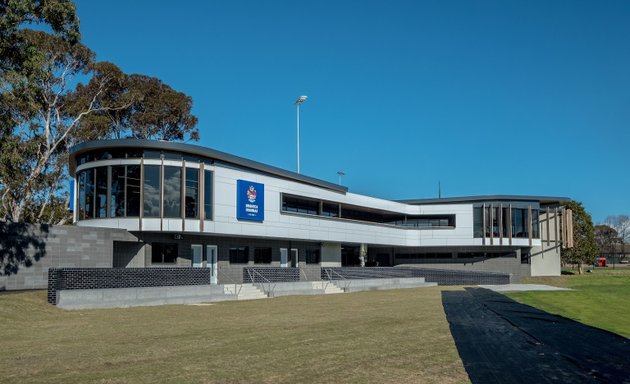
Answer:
(48, 267, 210, 304)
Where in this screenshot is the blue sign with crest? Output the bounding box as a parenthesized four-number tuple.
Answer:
(236, 180, 264, 221)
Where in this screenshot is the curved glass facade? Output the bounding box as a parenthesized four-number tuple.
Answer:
(76, 162, 211, 221)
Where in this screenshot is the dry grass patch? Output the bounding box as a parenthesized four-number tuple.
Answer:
(0, 287, 469, 384)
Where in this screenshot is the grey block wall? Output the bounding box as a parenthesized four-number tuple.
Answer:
(0, 223, 139, 290)
(396, 257, 531, 283)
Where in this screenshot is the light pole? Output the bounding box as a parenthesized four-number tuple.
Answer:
(337, 171, 345, 185)
(295, 95, 308, 174)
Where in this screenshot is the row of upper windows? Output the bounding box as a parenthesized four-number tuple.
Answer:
(75, 149, 213, 166)
(77, 165, 212, 220)
(281, 193, 456, 228)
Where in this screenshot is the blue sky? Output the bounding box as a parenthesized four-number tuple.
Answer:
(74, 0, 629, 223)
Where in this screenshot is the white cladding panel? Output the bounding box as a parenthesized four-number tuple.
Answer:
(210, 165, 476, 247)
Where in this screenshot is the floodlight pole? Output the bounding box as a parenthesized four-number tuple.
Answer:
(295, 96, 308, 174)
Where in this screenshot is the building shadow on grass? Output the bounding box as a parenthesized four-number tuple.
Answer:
(442, 288, 630, 384)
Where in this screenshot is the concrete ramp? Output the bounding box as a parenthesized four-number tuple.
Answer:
(270, 281, 344, 297)
(331, 277, 437, 293)
(57, 285, 236, 310)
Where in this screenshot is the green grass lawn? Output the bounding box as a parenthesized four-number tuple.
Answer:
(0, 287, 469, 384)
(507, 268, 630, 338)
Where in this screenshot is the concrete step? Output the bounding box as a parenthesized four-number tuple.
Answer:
(311, 281, 344, 294)
(223, 284, 268, 300)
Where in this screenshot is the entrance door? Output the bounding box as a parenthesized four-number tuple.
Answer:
(206, 245, 218, 284)
(291, 248, 299, 268)
(280, 248, 299, 267)
(192, 244, 203, 267)
(280, 248, 288, 268)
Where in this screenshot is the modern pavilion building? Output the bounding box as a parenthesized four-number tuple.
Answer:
(66, 139, 573, 284)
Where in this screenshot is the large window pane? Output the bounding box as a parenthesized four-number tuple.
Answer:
(513, 208, 527, 238)
(532, 209, 540, 238)
(204, 170, 212, 220)
(143, 165, 161, 217)
(229, 247, 249, 264)
(163, 166, 181, 218)
(95, 167, 108, 218)
(126, 165, 141, 216)
(110, 166, 125, 217)
(484, 206, 491, 237)
(254, 248, 272, 264)
(306, 249, 320, 264)
(283, 195, 319, 215)
(185, 168, 198, 218)
(502, 207, 510, 237)
(322, 202, 339, 217)
(78, 170, 94, 220)
(473, 207, 483, 237)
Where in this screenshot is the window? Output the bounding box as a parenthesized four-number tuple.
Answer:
(502, 207, 510, 237)
(95, 167, 108, 218)
(163, 166, 182, 218)
(492, 207, 499, 237)
(513, 208, 527, 238)
(229, 247, 249, 264)
(151, 243, 178, 264)
(532, 209, 540, 238)
(143, 165, 161, 217)
(78, 169, 94, 220)
(126, 165, 141, 217)
(473, 207, 483, 238)
(254, 248, 272, 264)
(282, 195, 320, 215)
(110, 166, 125, 217)
(340, 206, 384, 223)
(322, 202, 339, 217)
(204, 170, 213, 220)
(399, 215, 455, 228)
(306, 249, 320, 264)
(185, 168, 198, 218)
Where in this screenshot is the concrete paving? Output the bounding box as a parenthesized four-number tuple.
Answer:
(478, 284, 572, 292)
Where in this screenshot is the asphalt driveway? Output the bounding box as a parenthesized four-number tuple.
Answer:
(442, 288, 630, 384)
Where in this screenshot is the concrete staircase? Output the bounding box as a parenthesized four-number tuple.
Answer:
(223, 283, 268, 300)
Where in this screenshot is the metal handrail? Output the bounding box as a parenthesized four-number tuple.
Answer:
(246, 268, 276, 297)
(323, 268, 351, 291)
(218, 268, 242, 296)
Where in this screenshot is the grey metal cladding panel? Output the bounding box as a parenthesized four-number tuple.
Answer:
(397, 195, 572, 205)
(68, 139, 347, 194)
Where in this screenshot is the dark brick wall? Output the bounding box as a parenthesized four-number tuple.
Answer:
(47, 267, 211, 304)
(321, 267, 510, 286)
(243, 267, 300, 283)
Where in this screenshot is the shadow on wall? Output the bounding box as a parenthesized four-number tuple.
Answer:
(0, 222, 49, 280)
(442, 288, 630, 384)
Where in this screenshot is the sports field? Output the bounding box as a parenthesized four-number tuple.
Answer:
(3, 271, 629, 384)
(0, 287, 469, 384)
(507, 268, 630, 338)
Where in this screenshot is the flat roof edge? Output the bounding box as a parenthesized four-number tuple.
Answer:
(397, 195, 572, 205)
